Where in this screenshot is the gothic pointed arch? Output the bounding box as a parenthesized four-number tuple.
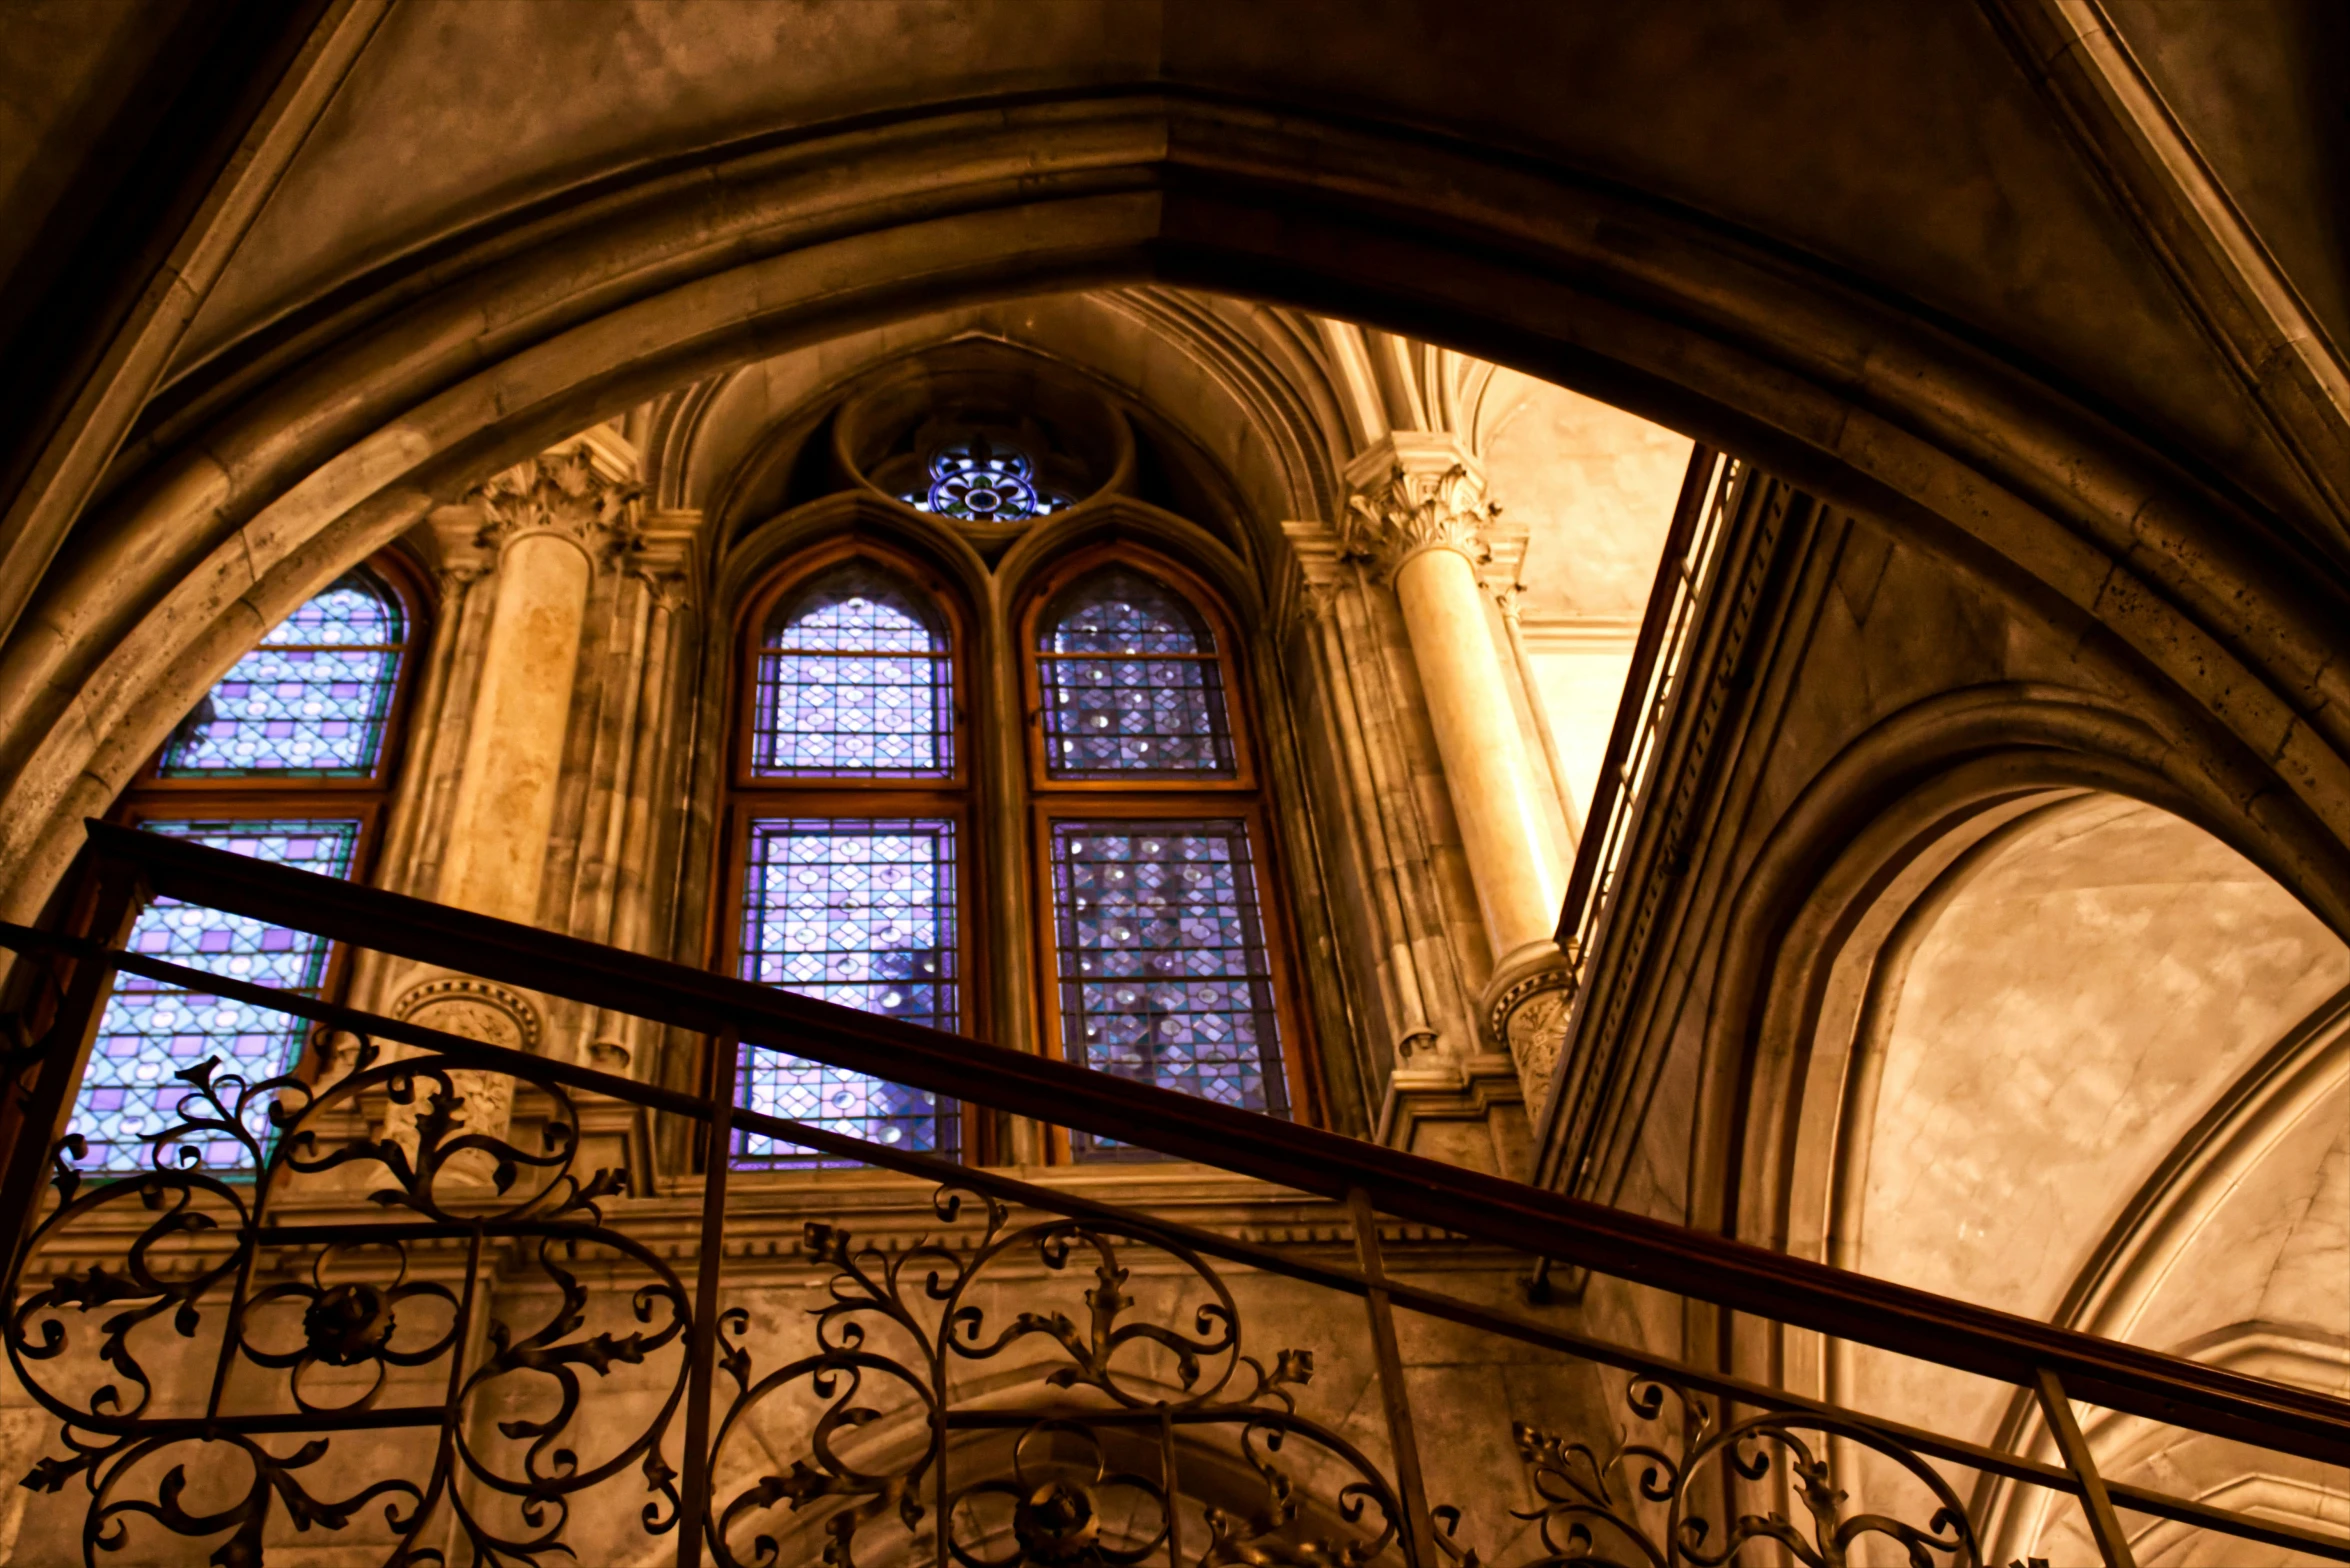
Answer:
(70, 555, 427, 1170)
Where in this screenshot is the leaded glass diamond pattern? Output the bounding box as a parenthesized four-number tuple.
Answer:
(735, 819, 957, 1165)
(70, 820, 362, 1171)
(1048, 820, 1286, 1159)
(1038, 568, 1236, 778)
(753, 566, 954, 777)
(161, 574, 404, 776)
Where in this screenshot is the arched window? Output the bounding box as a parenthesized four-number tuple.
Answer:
(158, 574, 407, 776)
(1024, 554, 1296, 1161)
(752, 564, 955, 777)
(725, 540, 1305, 1168)
(73, 563, 419, 1170)
(1036, 566, 1238, 778)
(729, 551, 965, 1166)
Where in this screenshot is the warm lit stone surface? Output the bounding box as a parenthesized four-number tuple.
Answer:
(1840, 798, 2350, 1545)
(1393, 545, 1566, 960)
(1856, 800, 2347, 1325)
(436, 532, 592, 924)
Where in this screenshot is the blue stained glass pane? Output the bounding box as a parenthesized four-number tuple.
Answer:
(734, 818, 957, 1166)
(161, 574, 405, 777)
(900, 435, 1066, 522)
(1038, 568, 1236, 779)
(70, 820, 363, 1172)
(1047, 820, 1286, 1159)
(753, 566, 953, 778)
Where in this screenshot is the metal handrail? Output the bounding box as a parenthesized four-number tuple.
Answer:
(16, 815, 2349, 1492)
(4, 921, 2343, 1562)
(1551, 445, 1734, 965)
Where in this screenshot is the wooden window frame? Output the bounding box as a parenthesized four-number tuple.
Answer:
(720, 538, 981, 1164)
(1016, 544, 1320, 1162)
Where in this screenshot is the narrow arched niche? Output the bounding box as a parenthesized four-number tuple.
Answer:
(1796, 794, 2349, 1564)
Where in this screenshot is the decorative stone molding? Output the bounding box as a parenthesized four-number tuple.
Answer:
(380, 977, 546, 1181)
(390, 975, 543, 1053)
(1377, 1053, 1533, 1181)
(1481, 941, 1576, 1110)
(1277, 519, 1347, 631)
(1340, 433, 1498, 581)
(1480, 524, 1531, 605)
(469, 442, 644, 568)
(629, 509, 703, 603)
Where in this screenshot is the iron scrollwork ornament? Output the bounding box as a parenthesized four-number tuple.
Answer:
(4, 1025, 680, 1566)
(705, 1187, 1403, 1568)
(1498, 1376, 1979, 1568)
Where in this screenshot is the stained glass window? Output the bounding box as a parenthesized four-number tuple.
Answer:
(735, 818, 958, 1165)
(1046, 820, 1286, 1158)
(753, 565, 954, 777)
(160, 572, 405, 776)
(902, 435, 1066, 522)
(69, 820, 363, 1172)
(1038, 568, 1237, 779)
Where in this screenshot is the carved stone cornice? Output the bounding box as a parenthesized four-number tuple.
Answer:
(1340, 433, 1498, 581)
(1277, 519, 1348, 629)
(469, 444, 644, 567)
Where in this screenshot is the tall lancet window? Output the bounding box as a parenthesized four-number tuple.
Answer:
(1025, 554, 1296, 1160)
(1037, 566, 1238, 778)
(72, 563, 418, 1171)
(731, 552, 965, 1165)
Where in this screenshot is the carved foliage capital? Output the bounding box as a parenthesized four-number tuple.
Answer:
(1342, 460, 1498, 579)
(469, 446, 644, 567)
(1484, 950, 1575, 1109)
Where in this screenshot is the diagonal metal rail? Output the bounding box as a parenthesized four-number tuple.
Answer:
(20, 815, 2348, 1489)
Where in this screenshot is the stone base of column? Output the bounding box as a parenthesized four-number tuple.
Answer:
(1482, 940, 1576, 1115)
(1375, 1054, 1533, 1181)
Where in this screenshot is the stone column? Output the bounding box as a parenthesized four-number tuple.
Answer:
(437, 451, 633, 921)
(389, 442, 640, 1172)
(1345, 435, 1575, 1111)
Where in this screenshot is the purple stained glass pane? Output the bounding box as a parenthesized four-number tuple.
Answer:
(70, 819, 362, 1172)
(161, 573, 404, 777)
(1038, 568, 1236, 779)
(752, 565, 953, 778)
(1047, 820, 1286, 1159)
(734, 818, 957, 1166)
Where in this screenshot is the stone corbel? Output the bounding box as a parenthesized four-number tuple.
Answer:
(1481, 940, 1576, 1113)
(627, 508, 702, 604)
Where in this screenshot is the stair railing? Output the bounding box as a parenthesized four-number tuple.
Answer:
(0, 818, 2337, 1567)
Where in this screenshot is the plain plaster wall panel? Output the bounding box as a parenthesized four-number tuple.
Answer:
(1478, 371, 1688, 623)
(1842, 798, 2349, 1451)
(1526, 646, 1634, 828)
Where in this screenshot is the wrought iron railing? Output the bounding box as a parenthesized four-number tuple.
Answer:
(1549, 446, 1735, 986)
(1535, 452, 1777, 1200)
(0, 819, 2340, 1565)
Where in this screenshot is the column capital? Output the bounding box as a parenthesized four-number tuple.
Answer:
(469, 443, 644, 569)
(1341, 433, 1497, 581)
